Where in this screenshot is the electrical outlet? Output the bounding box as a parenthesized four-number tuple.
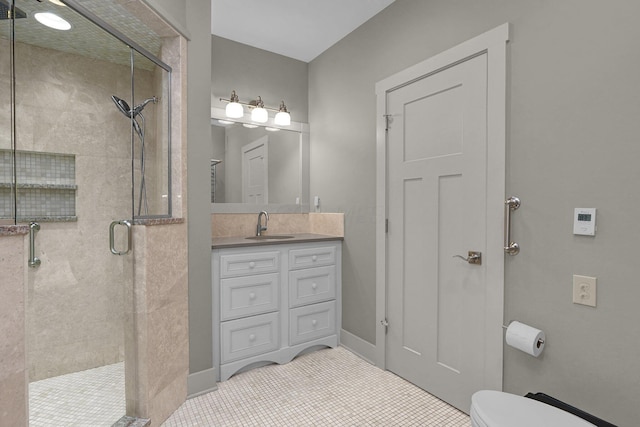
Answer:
(573, 275, 596, 307)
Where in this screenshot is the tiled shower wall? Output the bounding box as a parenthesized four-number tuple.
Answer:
(1, 39, 156, 381)
(0, 150, 77, 220)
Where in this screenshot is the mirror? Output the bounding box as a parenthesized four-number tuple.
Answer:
(210, 107, 310, 213)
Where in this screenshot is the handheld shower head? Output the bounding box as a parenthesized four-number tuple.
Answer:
(111, 95, 132, 118)
(111, 95, 157, 119)
(111, 95, 142, 138)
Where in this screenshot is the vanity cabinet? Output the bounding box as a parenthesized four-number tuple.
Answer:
(212, 240, 342, 381)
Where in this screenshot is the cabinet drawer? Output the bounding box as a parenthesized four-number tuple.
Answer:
(221, 273, 279, 321)
(289, 266, 336, 308)
(289, 245, 336, 270)
(221, 312, 279, 363)
(289, 301, 336, 346)
(220, 251, 280, 278)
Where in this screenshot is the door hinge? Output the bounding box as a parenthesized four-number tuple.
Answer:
(383, 114, 392, 131)
(385, 218, 389, 233)
(380, 318, 389, 333)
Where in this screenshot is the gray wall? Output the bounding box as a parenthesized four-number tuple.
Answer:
(185, 0, 213, 375)
(309, 0, 640, 425)
(145, 0, 214, 376)
(212, 36, 308, 123)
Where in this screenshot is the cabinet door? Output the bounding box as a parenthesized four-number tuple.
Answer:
(221, 273, 279, 321)
(289, 266, 336, 308)
(221, 312, 279, 363)
(289, 301, 336, 345)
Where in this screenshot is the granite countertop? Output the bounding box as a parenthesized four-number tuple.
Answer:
(212, 233, 343, 249)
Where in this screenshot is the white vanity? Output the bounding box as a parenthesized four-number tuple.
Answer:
(212, 234, 342, 381)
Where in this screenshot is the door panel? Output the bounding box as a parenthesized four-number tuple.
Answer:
(242, 136, 268, 204)
(386, 53, 488, 411)
(11, 0, 134, 424)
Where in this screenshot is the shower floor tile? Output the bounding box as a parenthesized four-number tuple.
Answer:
(29, 362, 125, 427)
(163, 346, 471, 426)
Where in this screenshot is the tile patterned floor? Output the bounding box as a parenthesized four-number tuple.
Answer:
(29, 362, 125, 427)
(163, 346, 471, 426)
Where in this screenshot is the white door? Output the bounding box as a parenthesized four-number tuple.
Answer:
(385, 52, 491, 411)
(242, 136, 268, 204)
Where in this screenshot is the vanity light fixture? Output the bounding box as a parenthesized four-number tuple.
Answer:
(274, 101, 291, 126)
(225, 90, 244, 119)
(243, 123, 259, 129)
(250, 96, 268, 123)
(265, 127, 280, 132)
(220, 90, 291, 125)
(34, 12, 71, 30)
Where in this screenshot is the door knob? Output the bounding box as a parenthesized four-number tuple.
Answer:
(453, 251, 482, 265)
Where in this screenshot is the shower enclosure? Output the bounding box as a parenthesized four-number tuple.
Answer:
(1, 0, 171, 424)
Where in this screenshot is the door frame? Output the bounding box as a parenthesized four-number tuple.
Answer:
(374, 23, 510, 392)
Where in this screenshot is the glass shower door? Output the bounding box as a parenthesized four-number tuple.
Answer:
(12, 0, 134, 424)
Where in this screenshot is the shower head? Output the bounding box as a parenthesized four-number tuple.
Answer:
(111, 95, 142, 138)
(111, 95, 132, 118)
(111, 95, 157, 119)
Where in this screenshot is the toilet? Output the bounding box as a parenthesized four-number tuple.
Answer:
(470, 390, 596, 427)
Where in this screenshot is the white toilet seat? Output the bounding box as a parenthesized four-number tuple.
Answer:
(470, 390, 596, 427)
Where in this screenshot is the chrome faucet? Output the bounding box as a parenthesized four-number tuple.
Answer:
(256, 211, 269, 236)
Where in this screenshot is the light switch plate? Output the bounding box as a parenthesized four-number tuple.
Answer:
(573, 275, 596, 307)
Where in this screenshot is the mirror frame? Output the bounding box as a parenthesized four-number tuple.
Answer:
(210, 107, 310, 213)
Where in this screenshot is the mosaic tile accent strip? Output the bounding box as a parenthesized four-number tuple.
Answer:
(0, 150, 76, 221)
(163, 346, 471, 427)
(29, 362, 125, 427)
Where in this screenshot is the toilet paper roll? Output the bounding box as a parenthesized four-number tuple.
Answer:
(505, 321, 545, 357)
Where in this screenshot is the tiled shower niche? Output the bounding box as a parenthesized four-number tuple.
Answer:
(0, 150, 77, 222)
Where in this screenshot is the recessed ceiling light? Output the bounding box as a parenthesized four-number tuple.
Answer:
(34, 12, 71, 30)
(48, 0, 67, 6)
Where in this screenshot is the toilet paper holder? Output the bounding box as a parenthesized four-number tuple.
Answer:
(502, 321, 545, 348)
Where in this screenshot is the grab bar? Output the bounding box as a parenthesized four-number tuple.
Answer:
(504, 196, 520, 255)
(29, 222, 41, 268)
(109, 220, 132, 256)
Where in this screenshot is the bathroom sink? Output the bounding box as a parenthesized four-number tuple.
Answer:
(246, 235, 294, 240)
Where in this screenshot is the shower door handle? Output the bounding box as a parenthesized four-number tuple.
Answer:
(29, 222, 41, 268)
(109, 220, 132, 256)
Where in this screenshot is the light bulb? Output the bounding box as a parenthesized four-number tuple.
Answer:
(225, 90, 244, 118)
(251, 107, 268, 123)
(225, 102, 243, 118)
(274, 111, 290, 126)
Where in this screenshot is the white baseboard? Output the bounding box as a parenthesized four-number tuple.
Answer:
(339, 328, 376, 365)
(187, 367, 218, 398)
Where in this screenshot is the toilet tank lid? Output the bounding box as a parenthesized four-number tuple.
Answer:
(471, 391, 596, 427)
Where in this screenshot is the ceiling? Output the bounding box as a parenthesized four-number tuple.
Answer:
(210, 0, 396, 63)
(1, 0, 162, 71)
